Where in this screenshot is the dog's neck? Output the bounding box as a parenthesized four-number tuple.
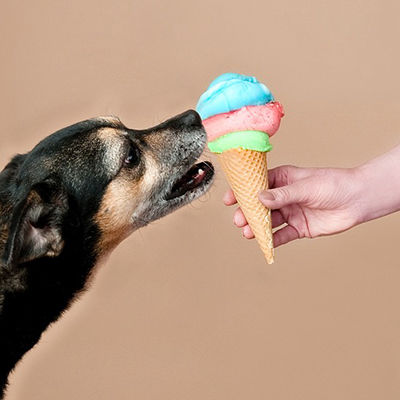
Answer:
(0, 249, 99, 398)
(0, 197, 100, 398)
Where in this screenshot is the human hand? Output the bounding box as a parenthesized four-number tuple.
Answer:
(223, 165, 364, 247)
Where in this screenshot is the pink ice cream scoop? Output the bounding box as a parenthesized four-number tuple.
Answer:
(203, 102, 284, 142)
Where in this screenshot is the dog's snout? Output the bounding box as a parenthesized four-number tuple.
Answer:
(163, 110, 204, 131)
(179, 110, 203, 128)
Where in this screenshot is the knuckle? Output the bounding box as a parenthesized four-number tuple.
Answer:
(284, 165, 299, 184)
(273, 165, 297, 185)
(275, 187, 290, 201)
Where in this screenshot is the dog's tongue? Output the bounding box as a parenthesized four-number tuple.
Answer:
(192, 168, 205, 185)
(166, 162, 213, 200)
(174, 164, 207, 192)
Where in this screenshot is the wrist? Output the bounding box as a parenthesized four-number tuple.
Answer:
(353, 152, 400, 224)
(339, 166, 369, 227)
(350, 165, 373, 225)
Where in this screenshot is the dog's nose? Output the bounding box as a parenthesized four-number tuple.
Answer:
(179, 110, 203, 128)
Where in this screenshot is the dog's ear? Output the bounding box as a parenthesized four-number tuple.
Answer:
(1, 154, 27, 185)
(3, 178, 69, 267)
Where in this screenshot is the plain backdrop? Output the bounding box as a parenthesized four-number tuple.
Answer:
(1, 1, 400, 399)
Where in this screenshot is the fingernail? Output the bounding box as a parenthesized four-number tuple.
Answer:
(259, 190, 275, 201)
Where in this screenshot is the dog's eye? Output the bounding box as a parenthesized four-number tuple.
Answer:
(124, 144, 140, 167)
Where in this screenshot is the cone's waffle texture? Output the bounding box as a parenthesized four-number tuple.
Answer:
(218, 148, 274, 264)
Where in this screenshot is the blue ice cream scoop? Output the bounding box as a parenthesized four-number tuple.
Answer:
(196, 73, 274, 120)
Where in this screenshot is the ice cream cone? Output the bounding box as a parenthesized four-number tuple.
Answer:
(218, 147, 274, 264)
(196, 72, 283, 264)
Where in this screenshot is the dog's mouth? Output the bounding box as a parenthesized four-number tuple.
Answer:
(165, 161, 214, 201)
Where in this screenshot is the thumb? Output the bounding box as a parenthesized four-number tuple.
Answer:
(259, 183, 307, 210)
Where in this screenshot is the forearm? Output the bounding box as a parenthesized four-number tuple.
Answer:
(354, 144, 400, 224)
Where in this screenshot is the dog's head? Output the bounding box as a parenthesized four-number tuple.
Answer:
(1, 111, 214, 266)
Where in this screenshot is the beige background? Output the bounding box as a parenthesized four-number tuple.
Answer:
(1, 0, 400, 399)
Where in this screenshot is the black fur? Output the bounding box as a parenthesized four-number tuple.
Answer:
(0, 133, 108, 397)
(0, 112, 213, 398)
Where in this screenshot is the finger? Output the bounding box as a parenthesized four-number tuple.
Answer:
(268, 166, 289, 189)
(243, 224, 255, 239)
(223, 189, 237, 206)
(273, 225, 300, 247)
(268, 165, 315, 189)
(259, 181, 308, 210)
(233, 208, 247, 227)
(271, 210, 286, 228)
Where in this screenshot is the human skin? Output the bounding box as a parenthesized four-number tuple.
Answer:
(223, 144, 400, 247)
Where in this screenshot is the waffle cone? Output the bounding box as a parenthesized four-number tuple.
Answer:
(218, 148, 274, 264)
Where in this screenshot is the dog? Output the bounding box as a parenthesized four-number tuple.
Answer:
(0, 110, 214, 398)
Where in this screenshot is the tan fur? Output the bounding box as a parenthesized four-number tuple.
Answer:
(95, 175, 140, 255)
(96, 127, 122, 141)
(94, 153, 160, 258)
(97, 115, 124, 128)
(96, 127, 127, 177)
